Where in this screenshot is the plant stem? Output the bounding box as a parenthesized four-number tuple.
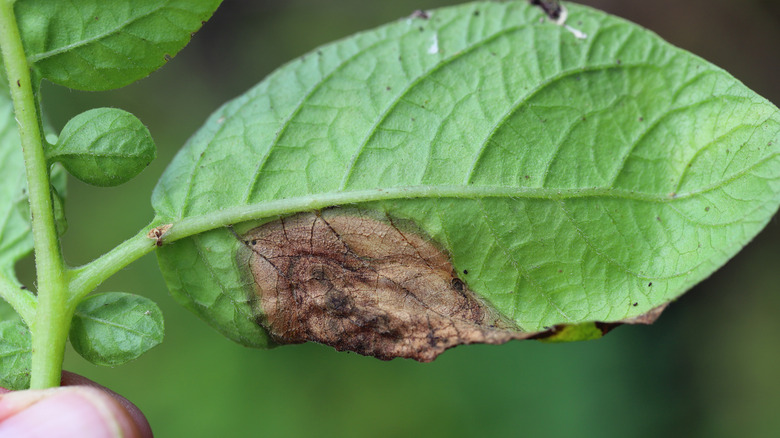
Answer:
(0, 0, 69, 389)
(69, 227, 158, 301)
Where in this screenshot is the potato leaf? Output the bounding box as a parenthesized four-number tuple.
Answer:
(69, 292, 164, 366)
(0, 321, 31, 390)
(48, 108, 156, 187)
(153, 2, 780, 350)
(16, 0, 222, 91)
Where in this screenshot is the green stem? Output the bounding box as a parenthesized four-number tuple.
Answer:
(0, 0, 69, 389)
(69, 226, 158, 301)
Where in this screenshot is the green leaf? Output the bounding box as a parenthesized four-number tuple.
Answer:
(0, 320, 31, 390)
(70, 292, 164, 366)
(48, 108, 156, 187)
(15, 0, 222, 91)
(153, 1, 780, 348)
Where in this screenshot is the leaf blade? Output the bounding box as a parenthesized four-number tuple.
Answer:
(69, 292, 164, 366)
(48, 108, 156, 187)
(153, 1, 780, 346)
(0, 320, 31, 390)
(16, 0, 222, 91)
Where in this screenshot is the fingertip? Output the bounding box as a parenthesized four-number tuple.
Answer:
(0, 387, 147, 438)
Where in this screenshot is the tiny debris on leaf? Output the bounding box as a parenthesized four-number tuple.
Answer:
(147, 224, 173, 246)
(410, 9, 430, 20)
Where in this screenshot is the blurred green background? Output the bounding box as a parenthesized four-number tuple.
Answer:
(18, 0, 780, 436)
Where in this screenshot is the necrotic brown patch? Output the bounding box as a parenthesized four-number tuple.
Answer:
(240, 211, 531, 362)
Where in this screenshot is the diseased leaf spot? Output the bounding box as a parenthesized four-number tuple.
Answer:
(241, 211, 530, 362)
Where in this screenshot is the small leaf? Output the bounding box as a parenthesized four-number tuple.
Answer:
(70, 292, 164, 366)
(153, 2, 780, 353)
(0, 321, 31, 390)
(16, 0, 223, 91)
(49, 108, 156, 187)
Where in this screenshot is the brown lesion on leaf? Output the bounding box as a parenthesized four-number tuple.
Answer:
(239, 211, 533, 362)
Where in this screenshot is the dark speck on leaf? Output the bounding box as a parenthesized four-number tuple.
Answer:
(656, 216, 661, 221)
(616, 59, 622, 64)
(16, 80, 20, 87)
(419, 26, 425, 32)
(648, 282, 653, 287)
(639, 117, 644, 122)
(633, 302, 638, 306)
(473, 10, 480, 16)
(558, 269, 563, 273)
(164, 54, 172, 62)
(411, 10, 430, 20)
(463, 269, 468, 275)
(524, 175, 530, 179)
(531, 0, 562, 20)
(94, 16, 99, 20)
(386, 86, 391, 91)
(705, 206, 710, 212)
(451, 278, 465, 293)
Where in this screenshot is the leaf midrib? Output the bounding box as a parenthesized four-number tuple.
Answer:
(166, 143, 779, 247)
(75, 310, 155, 340)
